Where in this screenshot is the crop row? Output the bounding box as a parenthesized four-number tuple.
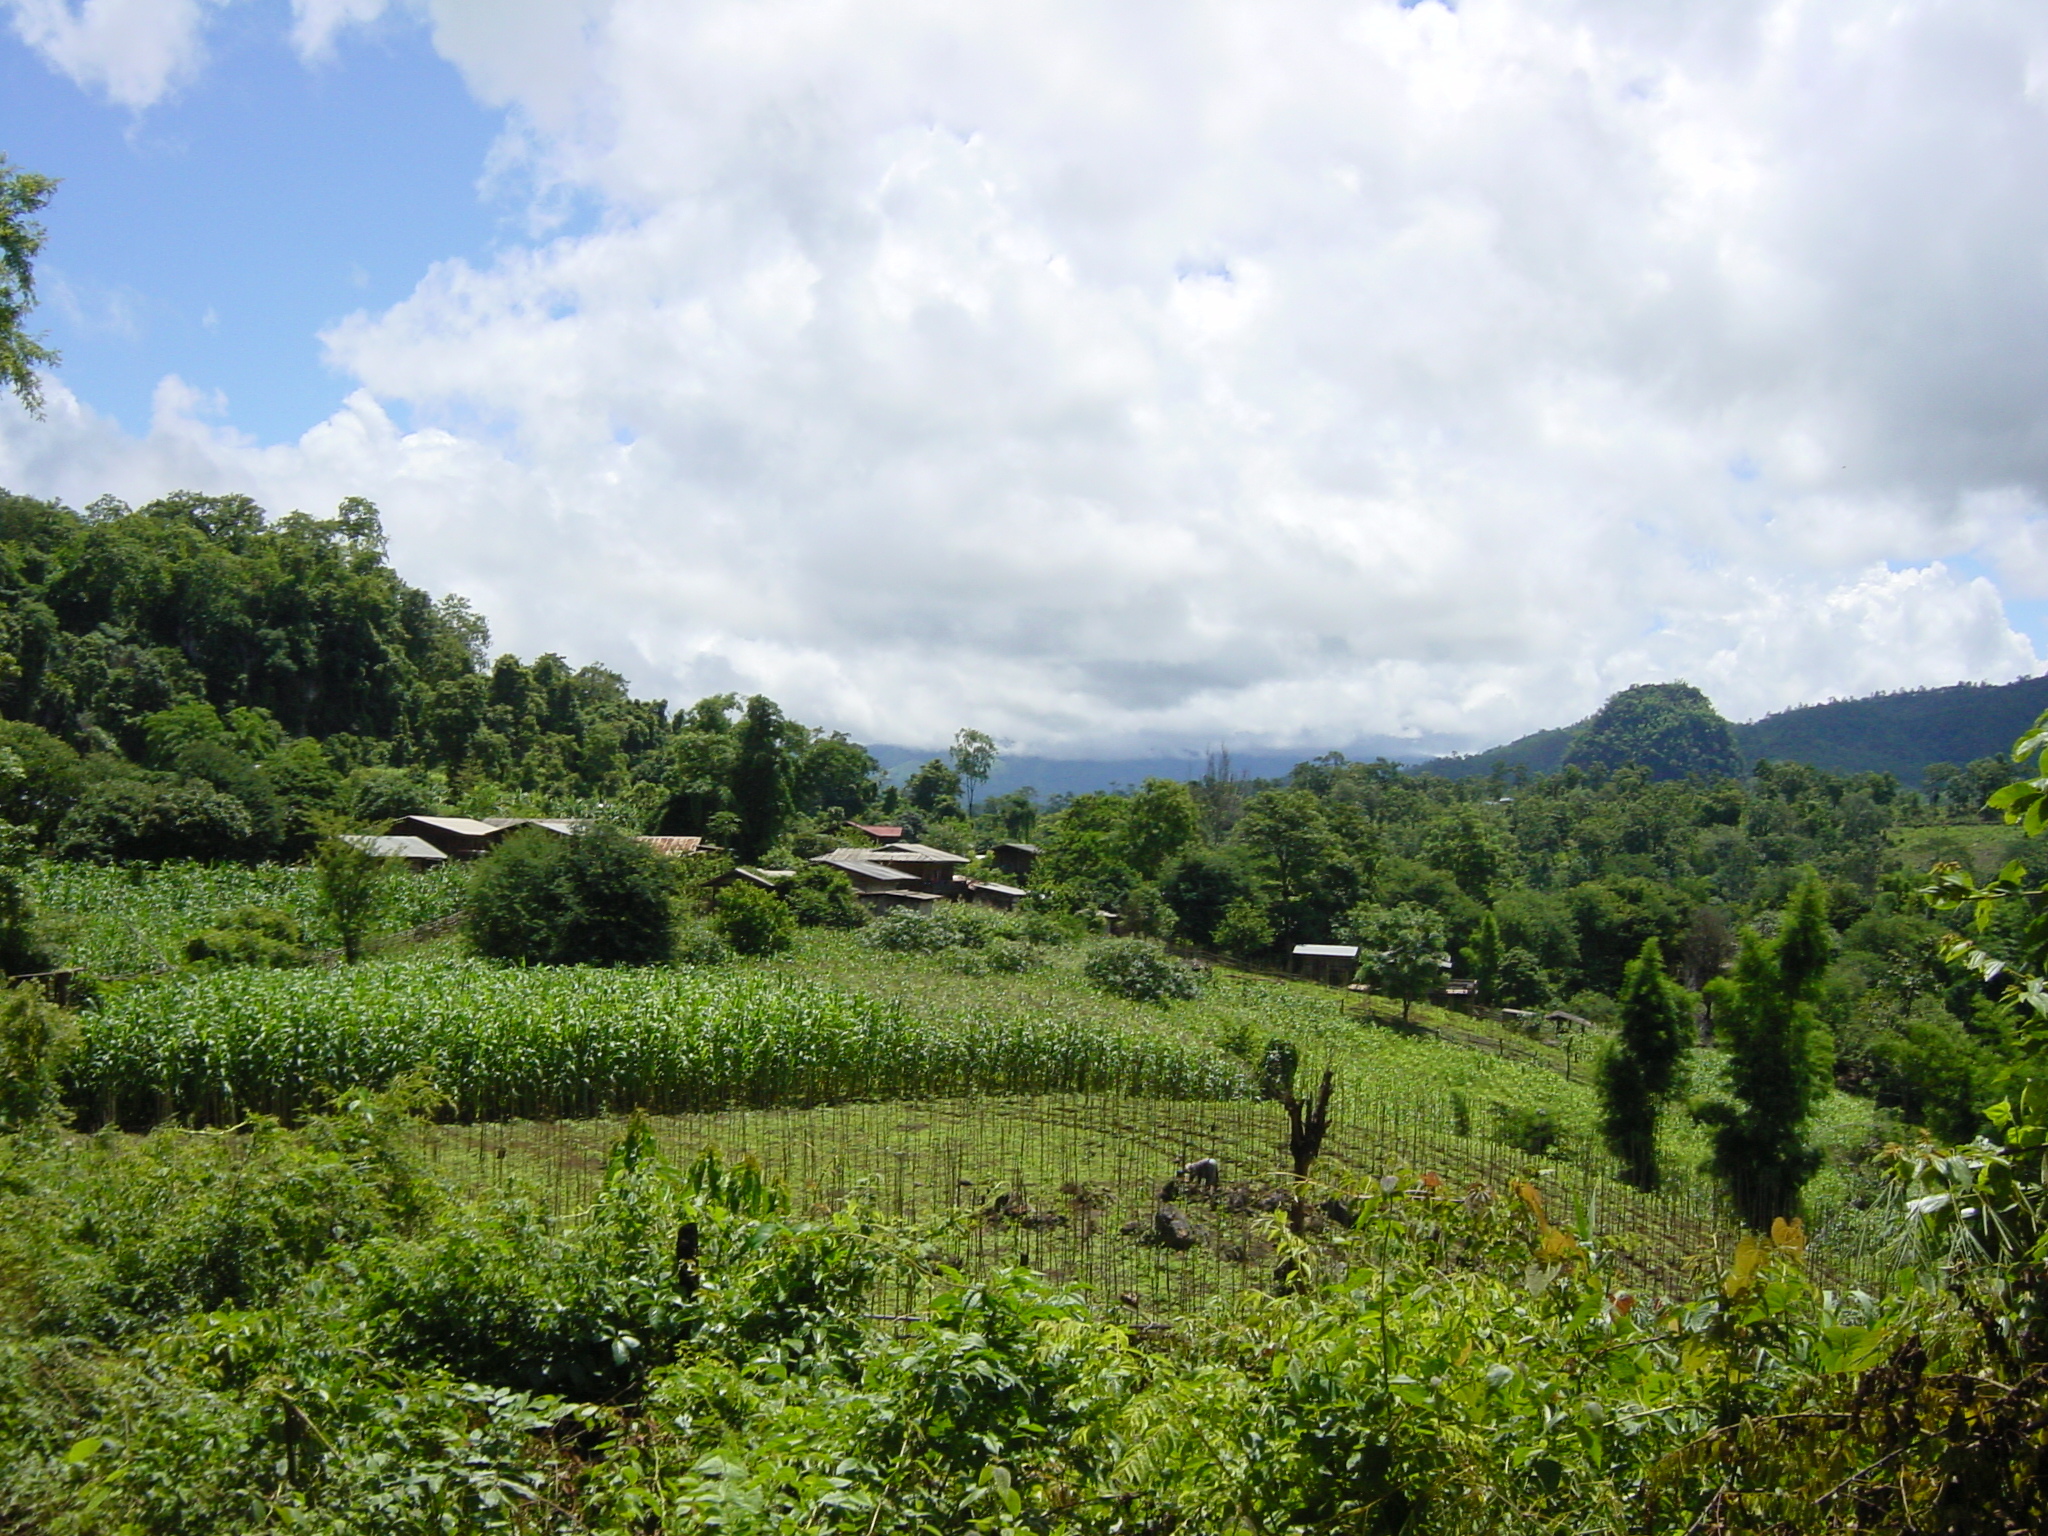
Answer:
(29, 859, 471, 972)
(68, 959, 1253, 1126)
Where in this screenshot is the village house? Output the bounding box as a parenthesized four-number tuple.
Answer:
(963, 879, 1028, 911)
(843, 841, 973, 896)
(385, 815, 507, 860)
(989, 842, 1041, 879)
(1290, 943, 1360, 985)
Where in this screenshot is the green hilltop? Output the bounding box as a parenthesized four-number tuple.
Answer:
(1427, 673, 2048, 785)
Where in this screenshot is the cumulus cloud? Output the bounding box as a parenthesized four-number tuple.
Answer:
(5, 0, 232, 109)
(9, 0, 2048, 753)
(287, 0, 393, 61)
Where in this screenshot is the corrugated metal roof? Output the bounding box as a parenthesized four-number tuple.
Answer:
(392, 815, 501, 838)
(811, 852, 917, 883)
(848, 822, 905, 839)
(636, 836, 705, 856)
(865, 842, 970, 864)
(341, 834, 448, 861)
(968, 880, 1028, 897)
(1293, 944, 1360, 959)
(994, 842, 1041, 855)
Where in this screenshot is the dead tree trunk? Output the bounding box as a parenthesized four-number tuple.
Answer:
(1283, 1068, 1334, 1180)
(1280, 1068, 1335, 1237)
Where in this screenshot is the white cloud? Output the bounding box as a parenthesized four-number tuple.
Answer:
(5, 0, 231, 109)
(287, 0, 393, 61)
(11, 0, 2048, 754)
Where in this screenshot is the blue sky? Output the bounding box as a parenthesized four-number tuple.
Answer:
(2, 2, 500, 442)
(3, 1, 2048, 757)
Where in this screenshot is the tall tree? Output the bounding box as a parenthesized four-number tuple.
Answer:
(1343, 902, 1448, 1023)
(950, 728, 997, 817)
(727, 695, 791, 863)
(313, 833, 389, 964)
(903, 757, 962, 818)
(1701, 874, 1834, 1227)
(1120, 777, 1201, 880)
(1463, 911, 1503, 1007)
(1598, 937, 1691, 1191)
(0, 156, 58, 415)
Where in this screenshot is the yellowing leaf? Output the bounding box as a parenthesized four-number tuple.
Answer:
(1724, 1233, 1767, 1297)
(1769, 1216, 1807, 1254)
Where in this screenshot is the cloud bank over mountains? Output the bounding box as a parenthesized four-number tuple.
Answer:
(6, 0, 2048, 755)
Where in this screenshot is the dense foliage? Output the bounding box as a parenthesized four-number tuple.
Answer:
(1, 1091, 2044, 1532)
(0, 486, 887, 865)
(1563, 681, 1744, 781)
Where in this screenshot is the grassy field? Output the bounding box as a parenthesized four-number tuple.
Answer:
(1885, 820, 2037, 879)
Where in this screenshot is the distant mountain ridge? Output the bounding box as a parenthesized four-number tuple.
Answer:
(1426, 674, 2048, 785)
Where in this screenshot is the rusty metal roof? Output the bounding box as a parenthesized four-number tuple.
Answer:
(636, 835, 706, 856)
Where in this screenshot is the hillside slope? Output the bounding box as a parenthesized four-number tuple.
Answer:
(1427, 674, 2048, 784)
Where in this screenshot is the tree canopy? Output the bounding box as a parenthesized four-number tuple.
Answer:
(0, 156, 58, 414)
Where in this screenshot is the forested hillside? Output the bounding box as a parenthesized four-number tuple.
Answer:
(1429, 673, 2048, 786)
(0, 486, 885, 866)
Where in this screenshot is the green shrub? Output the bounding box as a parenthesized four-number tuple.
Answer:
(861, 907, 962, 954)
(183, 905, 307, 968)
(781, 864, 868, 928)
(1213, 897, 1276, 959)
(0, 986, 72, 1128)
(1258, 1038, 1300, 1101)
(944, 937, 1042, 976)
(715, 882, 797, 956)
(672, 920, 731, 965)
(1494, 1103, 1561, 1157)
(468, 826, 676, 966)
(1082, 939, 1204, 1003)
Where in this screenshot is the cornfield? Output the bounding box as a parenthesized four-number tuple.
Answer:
(30, 858, 471, 972)
(69, 959, 1252, 1127)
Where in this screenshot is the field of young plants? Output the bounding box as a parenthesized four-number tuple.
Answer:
(417, 1087, 1861, 1311)
(28, 858, 470, 972)
(69, 957, 1250, 1127)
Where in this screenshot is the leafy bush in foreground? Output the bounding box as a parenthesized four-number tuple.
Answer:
(2, 1104, 2043, 1533)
